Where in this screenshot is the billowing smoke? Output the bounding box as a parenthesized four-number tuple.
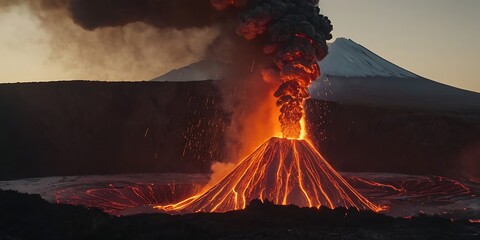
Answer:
(68, 0, 226, 30)
(1, 0, 223, 30)
(0, 0, 224, 81)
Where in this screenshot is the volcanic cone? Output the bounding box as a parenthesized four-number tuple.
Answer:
(157, 137, 381, 213)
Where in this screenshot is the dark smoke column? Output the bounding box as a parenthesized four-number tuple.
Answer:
(222, 0, 333, 138)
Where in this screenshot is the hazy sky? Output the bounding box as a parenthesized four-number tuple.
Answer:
(0, 0, 479, 92)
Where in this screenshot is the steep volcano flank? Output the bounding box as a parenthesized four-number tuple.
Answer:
(157, 138, 381, 213)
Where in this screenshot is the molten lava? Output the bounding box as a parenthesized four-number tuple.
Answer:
(156, 137, 382, 213)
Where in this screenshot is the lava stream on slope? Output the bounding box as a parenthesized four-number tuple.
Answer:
(156, 137, 382, 213)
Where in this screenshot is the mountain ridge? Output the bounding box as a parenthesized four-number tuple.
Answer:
(319, 37, 419, 78)
(151, 37, 480, 111)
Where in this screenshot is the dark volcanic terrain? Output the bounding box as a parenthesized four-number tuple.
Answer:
(1, 190, 479, 240)
(0, 81, 479, 180)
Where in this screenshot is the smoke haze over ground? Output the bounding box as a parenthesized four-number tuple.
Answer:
(0, 0, 223, 81)
(0, 0, 264, 162)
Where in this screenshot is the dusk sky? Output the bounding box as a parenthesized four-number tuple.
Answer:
(0, 0, 478, 92)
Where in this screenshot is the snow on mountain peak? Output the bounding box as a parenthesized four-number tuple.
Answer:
(320, 38, 418, 78)
(150, 37, 479, 110)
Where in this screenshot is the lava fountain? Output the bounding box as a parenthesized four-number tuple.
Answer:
(156, 0, 381, 213)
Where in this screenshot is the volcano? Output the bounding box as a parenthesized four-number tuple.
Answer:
(157, 137, 381, 213)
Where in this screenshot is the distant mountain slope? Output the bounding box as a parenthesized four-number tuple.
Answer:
(310, 38, 480, 111)
(318, 38, 418, 78)
(151, 60, 228, 82)
(152, 37, 480, 111)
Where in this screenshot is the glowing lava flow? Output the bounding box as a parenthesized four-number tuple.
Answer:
(156, 137, 382, 213)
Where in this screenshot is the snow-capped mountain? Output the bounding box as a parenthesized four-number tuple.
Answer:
(152, 38, 480, 111)
(318, 38, 418, 78)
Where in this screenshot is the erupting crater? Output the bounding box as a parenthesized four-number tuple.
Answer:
(156, 137, 382, 213)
